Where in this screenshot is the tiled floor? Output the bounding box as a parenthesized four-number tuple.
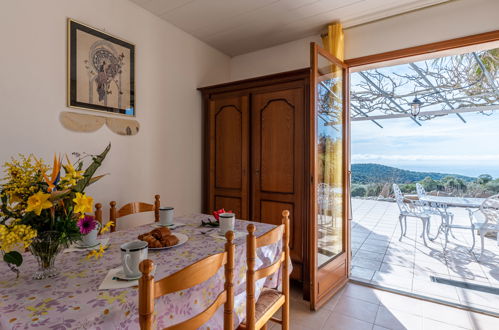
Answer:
(350, 199, 499, 315)
(269, 283, 499, 330)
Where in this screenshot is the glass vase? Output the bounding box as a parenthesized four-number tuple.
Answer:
(29, 231, 65, 280)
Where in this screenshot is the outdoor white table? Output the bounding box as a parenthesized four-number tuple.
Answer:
(419, 195, 486, 208)
(0, 214, 281, 329)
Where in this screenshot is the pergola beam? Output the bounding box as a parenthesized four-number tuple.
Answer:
(358, 72, 422, 126)
(351, 104, 383, 128)
(409, 63, 466, 123)
(351, 104, 499, 121)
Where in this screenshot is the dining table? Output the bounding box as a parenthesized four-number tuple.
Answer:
(419, 195, 486, 208)
(0, 214, 282, 329)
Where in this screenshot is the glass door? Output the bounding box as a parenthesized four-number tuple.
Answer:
(309, 43, 350, 309)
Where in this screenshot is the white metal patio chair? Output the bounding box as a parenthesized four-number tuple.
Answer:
(421, 200, 474, 251)
(393, 184, 430, 246)
(318, 183, 334, 226)
(467, 194, 499, 260)
(416, 183, 456, 238)
(416, 183, 426, 198)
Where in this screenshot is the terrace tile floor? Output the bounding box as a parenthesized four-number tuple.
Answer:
(269, 282, 499, 330)
(351, 198, 499, 315)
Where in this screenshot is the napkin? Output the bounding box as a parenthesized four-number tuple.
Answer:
(64, 237, 110, 253)
(98, 266, 157, 290)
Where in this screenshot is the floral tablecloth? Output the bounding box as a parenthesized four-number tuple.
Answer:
(0, 214, 281, 329)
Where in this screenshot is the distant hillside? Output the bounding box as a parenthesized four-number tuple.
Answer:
(352, 163, 476, 184)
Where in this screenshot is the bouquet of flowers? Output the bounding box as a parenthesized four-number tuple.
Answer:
(0, 144, 111, 277)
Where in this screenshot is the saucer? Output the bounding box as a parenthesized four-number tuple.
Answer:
(75, 241, 100, 249)
(115, 270, 142, 281)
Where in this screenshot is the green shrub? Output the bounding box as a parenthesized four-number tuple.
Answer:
(351, 185, 367, 197)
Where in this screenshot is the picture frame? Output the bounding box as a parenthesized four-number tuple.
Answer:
(67, 19, 135, 116)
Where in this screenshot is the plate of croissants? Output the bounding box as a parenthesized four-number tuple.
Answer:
(138, 227, 188, 250)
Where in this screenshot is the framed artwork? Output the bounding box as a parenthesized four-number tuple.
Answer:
(67, 19, 135, 116)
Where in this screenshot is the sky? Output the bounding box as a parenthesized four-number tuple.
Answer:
(351, 112, 499, 178)
(349, 47, 498, 179)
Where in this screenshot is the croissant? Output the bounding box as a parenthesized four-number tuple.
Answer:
(160, 235, 179, 247)
(151, 227, 171, 240)
(140, 234, 160, 248)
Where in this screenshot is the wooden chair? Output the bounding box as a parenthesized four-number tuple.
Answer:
(94, 203, 103, 224)
(109, 195, 160, 232)
(138, 231, 235, 330)
(239, 210, 290, 330)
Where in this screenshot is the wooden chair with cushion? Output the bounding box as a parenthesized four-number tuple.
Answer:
(109, 195, 160, 232)
(138, 231, 235, 330)
(239, 210, 290, 330)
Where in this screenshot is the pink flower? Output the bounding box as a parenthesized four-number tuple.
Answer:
(77, 215, 97, 235)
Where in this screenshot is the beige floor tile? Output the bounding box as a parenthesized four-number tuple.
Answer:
(333, 295, 379, 323)
(343, 283, 381, 304)
(373, 325, 391, 330)
(375, 306, 423, 330)
(289, 298, 332, 329)
(322, 311, 374, 330)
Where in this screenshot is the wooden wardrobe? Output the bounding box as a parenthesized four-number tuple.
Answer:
(199, 69, 310, 283)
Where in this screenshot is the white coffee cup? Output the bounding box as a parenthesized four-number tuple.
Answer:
(80, 222, 101, 247)
(159, 207, 174, 226)
(219, 213, 235, 235)
(120, 240, 148, 278)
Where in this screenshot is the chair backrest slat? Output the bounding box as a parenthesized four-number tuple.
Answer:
(118, 202, 154, 217)
(154, 252, 227, 297)
(166, 291, 227, 330)
(138, 231, 235, 330)
(255, 224, 284, 248)
(253, 252, 285, 281)
(246, 210, 290, 330)
(110, 195, 160, 232)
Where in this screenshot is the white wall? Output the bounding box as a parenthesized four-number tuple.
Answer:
(230, 0, 499, 81)
(0, 0, 230, 227)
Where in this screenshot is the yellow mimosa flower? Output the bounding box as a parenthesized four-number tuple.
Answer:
(73, 193, 93, 214)
(25, 192, 53, 216)
(99, 221, 114, 234)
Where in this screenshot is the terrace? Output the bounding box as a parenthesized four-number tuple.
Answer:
(351, 198, 499, 314)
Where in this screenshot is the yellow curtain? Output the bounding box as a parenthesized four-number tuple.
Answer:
(320, 23, 344, 221)
(321, 23, 344, 61)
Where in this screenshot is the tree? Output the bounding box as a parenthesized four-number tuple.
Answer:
(419, 177, 441, 192)
(485, 179, 499, 193)
(477, 174, 493, 185)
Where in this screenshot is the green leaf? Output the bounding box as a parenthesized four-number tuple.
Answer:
(74, 143, 111, 193)
(3, 251, 23, 267)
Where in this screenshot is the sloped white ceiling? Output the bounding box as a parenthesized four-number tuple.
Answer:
(131, 0, 450, 56)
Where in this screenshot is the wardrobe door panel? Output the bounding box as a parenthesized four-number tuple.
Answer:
(252, 84, 305, 270)
(215, 107, 243, 189)
(260, 101, 294, 193)
(208, 95, 249, 220)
